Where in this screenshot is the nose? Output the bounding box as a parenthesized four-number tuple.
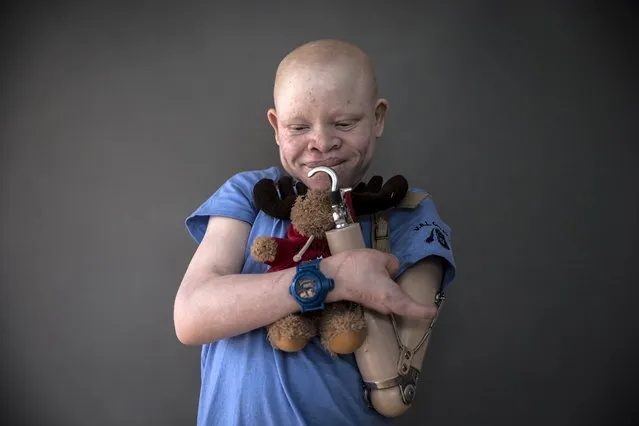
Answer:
(308, 128, 341, 153)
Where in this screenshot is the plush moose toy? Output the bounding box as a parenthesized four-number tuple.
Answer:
(250, 174, 409, 356)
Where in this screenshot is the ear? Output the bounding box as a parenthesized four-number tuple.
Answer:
(267, 108, 280, 146)
(373, 98, 388, 138)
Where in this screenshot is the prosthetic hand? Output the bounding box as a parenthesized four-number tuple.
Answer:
(307, 166, 446, 418)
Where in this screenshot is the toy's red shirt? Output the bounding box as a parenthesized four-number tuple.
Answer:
(261, 192, 358, 272)
(263, 225, 331, 272)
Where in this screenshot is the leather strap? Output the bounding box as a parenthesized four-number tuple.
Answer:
(371, 191, 429, 250)
(371, 211, 390, 253)
(397, 191, 430, 209)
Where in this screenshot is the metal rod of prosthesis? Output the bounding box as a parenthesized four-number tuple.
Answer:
(307, 166, 349, 229)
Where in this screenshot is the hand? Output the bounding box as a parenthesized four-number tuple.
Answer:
(321, 249, 438, 320)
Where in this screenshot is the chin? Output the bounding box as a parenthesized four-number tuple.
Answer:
(305, 170, 358, 191)
(304, 159, 349, 182)
(303, 174, 333, 191)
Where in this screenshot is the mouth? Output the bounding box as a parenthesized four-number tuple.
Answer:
(304, 158, 346, 169)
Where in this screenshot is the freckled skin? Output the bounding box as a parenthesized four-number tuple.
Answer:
(267, 40, 389, 190)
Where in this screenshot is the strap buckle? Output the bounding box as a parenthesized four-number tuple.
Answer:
(363, 365, 420, 406)
(373, 213, 389, 240)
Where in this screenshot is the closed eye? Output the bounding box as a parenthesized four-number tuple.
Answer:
(287, 124, 310, 134)
(336, 121, 357, 130)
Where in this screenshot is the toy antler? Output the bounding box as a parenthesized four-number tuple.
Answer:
(350, 175, 409, 215)
(253, 176, 308, 220)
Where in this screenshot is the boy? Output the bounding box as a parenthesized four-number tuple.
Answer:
(175, 39, 456, 426)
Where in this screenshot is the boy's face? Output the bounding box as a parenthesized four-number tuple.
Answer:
(267, 63, 387, 190)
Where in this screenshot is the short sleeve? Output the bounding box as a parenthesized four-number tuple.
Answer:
(184, 167, 283, 244)
(389, 193, 457, 291)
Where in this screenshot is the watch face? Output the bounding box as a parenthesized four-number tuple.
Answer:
(295, 277, 317, 300)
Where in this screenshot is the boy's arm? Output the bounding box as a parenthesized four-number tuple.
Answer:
(174, 216, 440, 346)
(173, 216, 299, 345)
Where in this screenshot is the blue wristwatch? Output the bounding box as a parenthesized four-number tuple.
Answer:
(289, 258, 334, 312)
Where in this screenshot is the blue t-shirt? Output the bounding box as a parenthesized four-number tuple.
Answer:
(185, 166, 457, 426)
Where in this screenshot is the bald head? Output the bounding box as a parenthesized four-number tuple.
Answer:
(273, 39, 379, 108)
(266, 39, 388, 190)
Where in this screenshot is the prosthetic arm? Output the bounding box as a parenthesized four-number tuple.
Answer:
(357, 256, 445, 417)
(308, 166, 446, 418)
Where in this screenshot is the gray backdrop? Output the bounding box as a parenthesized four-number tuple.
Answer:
(2, 1, 637, 425)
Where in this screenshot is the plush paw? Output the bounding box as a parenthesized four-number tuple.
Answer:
(325, 330, 367, 355)
(250, 236, 278, 263)
(271, 337, 309, 352)
(267, 313, 317, 352)
(319, 302, 368, 355)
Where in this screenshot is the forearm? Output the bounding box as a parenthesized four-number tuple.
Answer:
(396, 256, 444, 351)
(174, 267, 299, 345)
(414, 255, 444, 294)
